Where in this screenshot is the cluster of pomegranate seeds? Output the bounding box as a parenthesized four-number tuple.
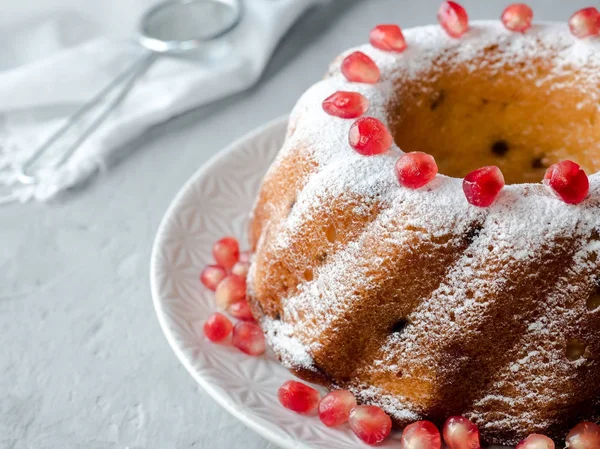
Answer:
(349, 405, 393, 445)
(516, 434, 555, 449)
(212, 236, 240, 269)
(565, 422, 600, 449)
(203, 312, 233, 342)
(502, 4, 534, 32)
(543, 160, 589, 205)
(200, 264, 227, 291)
(401, 420, 442, 449)
(369, 24, 407, 52)
(395, 151, 439, 189)
(348, 117, 393, 156)
(341, 51, 380, 84)
(569, 7, 600, 38)
(215, 274, 246, 310)
(322, 91, 369, 118)
(437, 1, 469, 38)
(463, 166, 505, 207)
(200, 236, 266, 355)
(443, 416, 481, 449)
(318, 390, 357, 427)
(232, 321, 265, 355)
(278, 380, 321, 414)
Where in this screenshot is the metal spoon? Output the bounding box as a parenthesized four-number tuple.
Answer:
(16, 0, 242, 185)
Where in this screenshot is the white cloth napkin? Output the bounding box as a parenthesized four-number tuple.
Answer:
(0, 0, 321, 203)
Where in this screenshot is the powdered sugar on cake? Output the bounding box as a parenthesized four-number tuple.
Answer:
(250, 21, 600, 443)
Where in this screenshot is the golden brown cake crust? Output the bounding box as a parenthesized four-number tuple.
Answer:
(247, 22, 600, 446)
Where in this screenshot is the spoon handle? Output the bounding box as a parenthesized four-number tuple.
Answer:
(16, 51, 158, 185)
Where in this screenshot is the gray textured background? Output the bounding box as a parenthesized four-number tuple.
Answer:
(1, 1, 593, 448)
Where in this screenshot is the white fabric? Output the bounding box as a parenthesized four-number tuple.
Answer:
(0, 0, 320, 203)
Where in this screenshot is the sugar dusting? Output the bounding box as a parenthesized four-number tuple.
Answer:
(252, 21, 600, 445)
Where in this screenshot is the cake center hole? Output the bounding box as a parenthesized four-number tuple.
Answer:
(387, 49, 600, 184)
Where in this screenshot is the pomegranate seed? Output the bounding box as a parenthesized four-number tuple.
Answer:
(443, 416, 481, 449)
(231, 261, 250, 277)
(463, 166, 505, 207)
(569, 7, 600, 39)
(543, 160, 589, 205)
(369, 24, 407, 52)
(215, 274, 246, 310)
(228, 300, 255, 321)
(239, 250, 252, 263)
(348, 405, 392, 445)
(232, 321, 265, 356)
(322, 91, 369, 119)
(566, 422, 600, 449)
(341, 51, 380, 84)
(203, 312, 233, 342)
(502, 4, 533, 32)
(395, 152, 438, 189)
(438, 1, 469, 38)
(278, 380, 321, 414)
(212, 237, 240, 269)
(516, 434, 555, 449)
(200, 264, 227, 291)
(401, 420, 442, 449)
(348, 117, 393, 156)
(318, 390, 357, 427)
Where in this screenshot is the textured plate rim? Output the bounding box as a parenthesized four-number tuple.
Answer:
(149, 114, 515, 449)
(149, 115, 312, 449)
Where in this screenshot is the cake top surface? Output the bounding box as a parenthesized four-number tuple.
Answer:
(254, 20, 600, 434)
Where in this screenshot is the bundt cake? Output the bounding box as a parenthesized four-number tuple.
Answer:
(247, 14, 600, 447)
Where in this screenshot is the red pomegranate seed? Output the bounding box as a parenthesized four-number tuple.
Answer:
(322, 91, 369, 119)
(341, 51, 380, 84)
(395, 152, 438, 189)
(463, 166, 505, 207)
(232, 321, 265, 356)
(348, 405, 392, 445)
(203, 312, 233, 342)
(278, 380, 321, 414)
(215, 274, 246, 310)
(566, 422, 600, 449)
(516, 434, 555, 449)
(200, 264, 227, 291)
(348, 117, 393, 156)
(239, 250, 252, 263)
(543, 160, 589, 205)
(318, 390, 357, 427)
(369, 24, 407, 52)
(569, 7, 600, 38)
(228, 300, 255, 321)
(501, 4, 533, 32)
(212, 237, 240, 269)
(231, 261, 250, 277)
(438, 1, 469, 38)
(401, 420, 442, 449)
(443, 416, 481, 449)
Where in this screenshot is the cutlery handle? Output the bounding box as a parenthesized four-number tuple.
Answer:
(17, 51, 158, 185)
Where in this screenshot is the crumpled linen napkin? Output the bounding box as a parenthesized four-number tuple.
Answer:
(0, 0, 321, 203)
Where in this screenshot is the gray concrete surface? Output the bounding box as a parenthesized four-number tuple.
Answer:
(1, 1, 591, 447)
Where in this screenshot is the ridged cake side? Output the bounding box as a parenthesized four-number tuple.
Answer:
(247, 22, 600, 446)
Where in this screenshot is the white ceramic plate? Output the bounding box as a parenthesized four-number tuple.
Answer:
(150, 116, 506, 449)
